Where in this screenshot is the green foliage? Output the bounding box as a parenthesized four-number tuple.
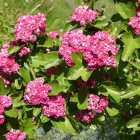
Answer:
(0, 0, 140, 139)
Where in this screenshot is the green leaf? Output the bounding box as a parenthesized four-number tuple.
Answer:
(100, 82, 121, 103)
(121, 82, 140, 99)
(129, 61, 140, 70)
(5, 107, 18, 118)
(67, 66, 84, 80)
(19, 68, 31, 83)
(94, 0, 117, 20)
(8, 46, 20, 54)
(43, 37, 53, 48)
(31, 51, 61, 69)
(51, 116, 78, 135)
(126, 117, 140, 129)
(33, 107, 42, 117)
(0, 78, 6, 95)
(106, 107, 119, 117)
(49, 81, 66, 96)
(121, 33, 140, 61)
(77, 88, 88, 110)
(40, 114, 50, 123)
(23, 118, 39, 138)
(115, 2, 136, 19)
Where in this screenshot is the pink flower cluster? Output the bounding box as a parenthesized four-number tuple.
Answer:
(18, 46, 31, 57)
(128, 8, 140, 35)
(0, 44, 20, 74)
(0, 95, 12, 125)
(14, 13, 46, 42)
(46, 66, 60, 77)
(76, 110, 94, 123)
(83, 31, 118, 70)
(42, 95, 66, 118)
(76, 79, 96, 88)
(59, 30, 118, 70)
(76, 94, 108, 123)
(59, 29, 88, 66)
(47, 31, 60, 39)
(88, 94, 108, 113)
(71, 6, 99, 26)
(6, 129, 26, 140)
(24, 78, 66, 118)
(24, 78, 52, 105)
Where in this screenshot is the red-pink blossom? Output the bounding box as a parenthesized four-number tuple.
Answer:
(83, 31, 118, 70)
(88, 94, 108, 113)
(6, 129, 26, 140)
(0, 95, 12, 108)
(14, 13, 46, 42)
(0, 115, 5, 125)
(71, 6, 99, 26)
(128, 16, 140, 35)
(59, 29, 88, 66)
(47, 31, 60, 39)
(0, 104, 4, 115)
(0, 44, 20, 74)
(42, 94, 66, 118)
(18, 46, 31, 57)
(24, 78, 52, 105)
(75, 110, 94, 123)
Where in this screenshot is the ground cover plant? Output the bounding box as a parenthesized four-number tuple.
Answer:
(0, 0, 140, 139)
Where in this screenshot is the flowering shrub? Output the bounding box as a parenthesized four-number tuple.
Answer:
(0, 0, 140, 139)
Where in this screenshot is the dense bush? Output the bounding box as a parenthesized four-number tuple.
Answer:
(0, 0, 140, 139)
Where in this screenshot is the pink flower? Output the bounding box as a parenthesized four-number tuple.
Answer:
(128, 16, 140, 35)
(0, 115, 5, 125)
(0, 44, 20, 74)
(42, 94, 66, 118)
(47, 31, 60, 39)
(71, 6, 99, 26)
(75, 110, 94, 123)
(59, 29, 88, 66)
(24, 78, 52, 105)
(14, 13, 46, 42)
(88, 94, 108, 113)
(6, 129, 26, 140)
(18, 46, 31, 57)
(0, 104, 4, 115)
(83, 31, 118, 70)
(0, 95, 12, 108)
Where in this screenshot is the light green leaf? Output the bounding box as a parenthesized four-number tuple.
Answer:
(115, 2, 136, 19)
(51, 116, 78, 135)
(121, 83, 140, 99)
(5, 107, 18, 118)
(106, 107, 119, 117)
(40, 114, 50, 123)
(100, 82, 121, 103)
(129, 61, 140, 70)
(49, 81, 66, 96)
(19, 68, 31, 83)
(8, 46, 20, 54)
(121, 33, 140, 61)
(126, 117, 140, 129)
(33, 108, 42, 117)
(43, 37, 53, 48)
